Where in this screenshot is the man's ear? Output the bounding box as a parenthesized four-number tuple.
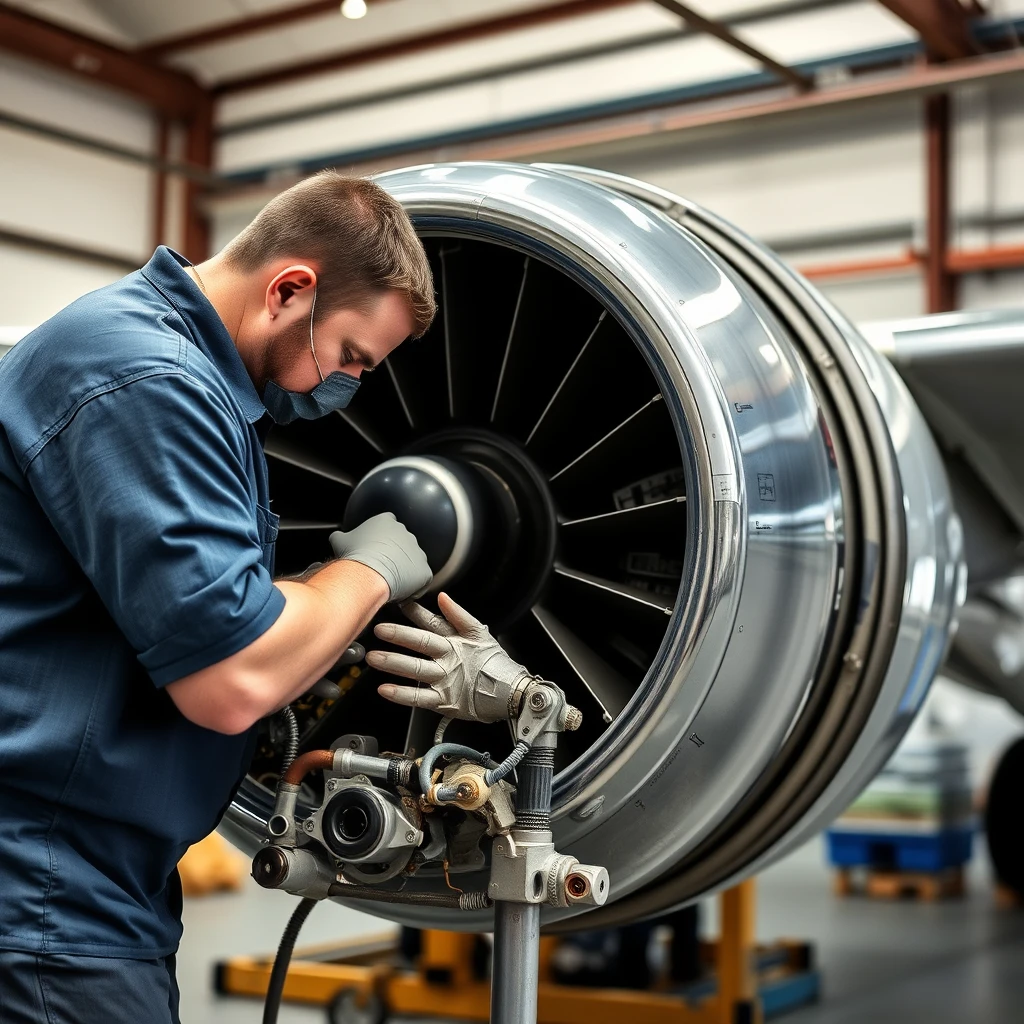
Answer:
(265, 265, 317, 319)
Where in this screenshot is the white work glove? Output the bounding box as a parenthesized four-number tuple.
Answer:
(367, 593, 532, 723)
(329, 513, 432, 603)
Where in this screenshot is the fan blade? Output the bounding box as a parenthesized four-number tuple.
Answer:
(264, 436, 354, 487)
(553, 566, 674, 615)
(532, 605, 633, 721)
(491, 259, 605, 438)
(279, 519, 341, 531)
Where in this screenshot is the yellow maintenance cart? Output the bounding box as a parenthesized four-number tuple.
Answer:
(215, 879, 819, 1023)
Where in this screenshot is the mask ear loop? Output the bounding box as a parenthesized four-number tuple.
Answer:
(308, 283, 326, 383)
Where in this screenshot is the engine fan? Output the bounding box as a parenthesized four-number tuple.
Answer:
(222, 163, 963, 931)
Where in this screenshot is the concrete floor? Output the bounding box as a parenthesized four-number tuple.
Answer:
(178, 836, 1024, 1024)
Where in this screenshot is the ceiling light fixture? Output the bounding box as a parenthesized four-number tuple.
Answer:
(341, 0, 367, 18)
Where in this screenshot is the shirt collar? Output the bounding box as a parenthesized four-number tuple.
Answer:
(141, 246, 268, 425)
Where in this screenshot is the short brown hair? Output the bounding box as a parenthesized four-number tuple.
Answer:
(222, 171, 435, 337)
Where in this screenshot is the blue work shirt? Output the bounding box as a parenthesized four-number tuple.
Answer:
(0, 247, 286, 958)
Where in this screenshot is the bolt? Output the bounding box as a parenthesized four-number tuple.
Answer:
(563, 706, 583, 732)
(405, 831, 417, 843)
(529, 690, 550, 711)
(326, 779, 337, 792)
(303, 819, 315, 833)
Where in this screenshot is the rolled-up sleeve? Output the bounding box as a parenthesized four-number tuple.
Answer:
(26, 369, 285, 686)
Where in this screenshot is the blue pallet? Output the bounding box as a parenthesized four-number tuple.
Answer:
(826, 826, 973, 872)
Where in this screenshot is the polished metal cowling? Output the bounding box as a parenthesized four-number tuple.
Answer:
(221, 163, 964, 929)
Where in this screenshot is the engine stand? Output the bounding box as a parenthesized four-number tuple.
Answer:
(214, 879, 819, 1023)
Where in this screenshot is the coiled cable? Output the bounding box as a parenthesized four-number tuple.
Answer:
(277, 706, 299, 776)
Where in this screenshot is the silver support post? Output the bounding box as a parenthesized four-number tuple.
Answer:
(490, 900, 541, 1024)
(490, 742, 553, 1024)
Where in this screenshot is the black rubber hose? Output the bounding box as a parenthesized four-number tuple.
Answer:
(277, 706, 299, 776)
(262, 896, 317, 1024)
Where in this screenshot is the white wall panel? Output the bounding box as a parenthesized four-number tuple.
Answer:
(216, 5, 679, 128)
(4, 0, 131, 45)
(739, 1, 914, 63)
(585, 100, 924, 243)
(0, 52, 153, 150)
(991, 81, 1024, 215)
(0, 53, 155, 324)
(960, 270, 1024, 310)
(817, 271, 925, 322)
(0, 54, 155, 263)
(182, 0, 563, 85)
(216, 33, 761, 174)
(215, 3, 917, 175)
(953, 83, 996, 251)
(0, 126, 153, 260)
(0, 243, 124, 325)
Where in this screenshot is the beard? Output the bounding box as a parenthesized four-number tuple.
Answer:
(250, 316, 311, 394)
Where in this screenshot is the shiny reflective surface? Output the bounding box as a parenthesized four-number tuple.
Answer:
(864, 309, 1024, 714)
(221, 163, 964, 929)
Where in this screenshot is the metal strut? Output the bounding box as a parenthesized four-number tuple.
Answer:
(490, 746, 552, 1024)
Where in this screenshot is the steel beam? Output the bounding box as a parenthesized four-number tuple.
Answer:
(0, 110, 211, 180)
(649, 0, 813, 91)
(140, 0, 401, 59)
(210, 48, 1024, 185)
(213, 0, 639, 95)
(876, 0, 981, 61)
(183, 95, 215, 263)
(151, 116, 170, 251)
(0, 1, 205, 118)
(0, 225, 140, 271)
(925, 91, 956, 312)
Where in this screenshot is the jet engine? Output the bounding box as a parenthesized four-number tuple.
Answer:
(221, 162, 964, 930)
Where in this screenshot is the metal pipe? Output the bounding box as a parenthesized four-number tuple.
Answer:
(282, 749, 332, 786)
(490, 743, 554, 1024)
(491, 901, 541, 1024)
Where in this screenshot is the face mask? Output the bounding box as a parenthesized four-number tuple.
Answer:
(262, 284, 362, 424)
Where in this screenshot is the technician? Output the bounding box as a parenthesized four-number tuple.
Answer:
(0, 172, 434, 1022)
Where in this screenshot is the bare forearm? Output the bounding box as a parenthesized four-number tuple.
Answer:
(262, 560, 387, 704)
(167, 559, 388, 733)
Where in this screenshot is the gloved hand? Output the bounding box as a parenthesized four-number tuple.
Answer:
(367, 593, 533, 723)
(329, 513, 432, 603)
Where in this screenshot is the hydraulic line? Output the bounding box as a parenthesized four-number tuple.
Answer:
(485, 741, 529, 786)
(277, 706, 299, 776)
(261, 897, 317, 1024)
(417, 743, 496, 796)
(282, 748, 333, 786)
(424, 741, 530, 803)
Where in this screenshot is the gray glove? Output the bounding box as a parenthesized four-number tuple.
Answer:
(367, 593, 533, 723)
(329, 513, 432, 603)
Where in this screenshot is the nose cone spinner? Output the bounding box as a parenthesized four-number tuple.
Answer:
(343, 456, 477, 590)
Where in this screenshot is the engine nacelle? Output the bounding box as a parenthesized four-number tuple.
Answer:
(222, 163, 964, 929)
